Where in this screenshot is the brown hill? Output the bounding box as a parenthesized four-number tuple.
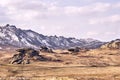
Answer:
(101, 39, 120, 49)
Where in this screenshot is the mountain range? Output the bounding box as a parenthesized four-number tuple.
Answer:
(0, 24, 105, 49)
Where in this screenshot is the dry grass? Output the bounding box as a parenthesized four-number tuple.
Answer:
(0, 49, 120, 80)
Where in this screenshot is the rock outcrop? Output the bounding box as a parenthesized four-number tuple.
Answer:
(68, 47, 89, 53)
(68, 47, 80, 53)
(101, 39, 120, 49)
(40, 46, 54, 53)
(9, 48, 61, 64)
(10, 48, 40, 64)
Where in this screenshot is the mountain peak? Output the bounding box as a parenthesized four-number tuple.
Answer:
(0, 24, 17, 31)
(4, 24, 16, 28)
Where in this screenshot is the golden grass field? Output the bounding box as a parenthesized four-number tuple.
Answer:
(0, 49, 120, 80)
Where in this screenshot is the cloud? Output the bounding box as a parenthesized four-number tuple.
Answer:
(86, 32, 99, 37)
(0, 0, 59, 21)
(64, 2, 111, 15)
(0, 0, 119, 22)
(81, 0, 96, 2)
(0, 0, 114, 20)
(0, 5, 11, 22)
(87, 32, 116, 37)
(89, 14, 120, 24)
(0, 7, 6, 15)
(85, 31, 118, 41)
(7, 0, 53, 11)
(114, 2, 120, 8)
(0, 0, 11, 6)
(105, 32, 116, 35)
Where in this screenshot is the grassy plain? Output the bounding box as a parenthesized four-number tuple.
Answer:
(0, 49, 120, 80)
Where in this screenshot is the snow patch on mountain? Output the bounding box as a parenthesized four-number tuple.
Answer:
(0, 24, 105, 49)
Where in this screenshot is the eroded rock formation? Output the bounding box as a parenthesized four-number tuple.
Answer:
(10, 48, 40, 64)
(9, 48, 61, 64)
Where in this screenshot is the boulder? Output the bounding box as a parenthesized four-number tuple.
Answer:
(40, 46, 54, 53)
(68, 47, 80, 53)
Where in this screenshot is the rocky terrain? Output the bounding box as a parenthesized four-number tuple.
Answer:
(7, 39, 120, 66)
(0, 24, 104, 49)
(101, 39, 120, 49)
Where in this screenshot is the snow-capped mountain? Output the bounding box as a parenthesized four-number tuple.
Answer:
(0, 24, 105, 49)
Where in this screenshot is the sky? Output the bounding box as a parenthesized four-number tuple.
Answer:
(0, 0, 120, 41)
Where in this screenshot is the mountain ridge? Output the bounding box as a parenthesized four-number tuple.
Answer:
(0, 24, 105, 49)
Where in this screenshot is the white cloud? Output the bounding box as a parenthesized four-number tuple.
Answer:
(0, 5, 11, 22)
(0, 0, 60, 21)
(86, 32, 99, 37)
(40, 26, 46, 30)
(105, 32, 116, 35)
(89, 14, 120, 24)
(0, 0, 11, 6)
(114, 2, 120, 8)
(85, 31, 118, 41)
(0, 0, 119, 21)
(87, 32, 116, 37)
(93, 2, 111, 12)
(64, 2, 111, 15)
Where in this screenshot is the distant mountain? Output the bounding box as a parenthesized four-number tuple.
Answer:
(0, 24, 105, 49)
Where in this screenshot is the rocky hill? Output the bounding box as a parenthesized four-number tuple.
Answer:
(9, 48, 61, 64)
(0, 24, 105, 49)
(101, 39, 120, 49)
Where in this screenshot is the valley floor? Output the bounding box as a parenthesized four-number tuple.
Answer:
(0, 64, 120, 80)
(0, 49, 120, 80)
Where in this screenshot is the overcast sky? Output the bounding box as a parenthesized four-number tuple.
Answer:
(0, 0, 120, 41)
